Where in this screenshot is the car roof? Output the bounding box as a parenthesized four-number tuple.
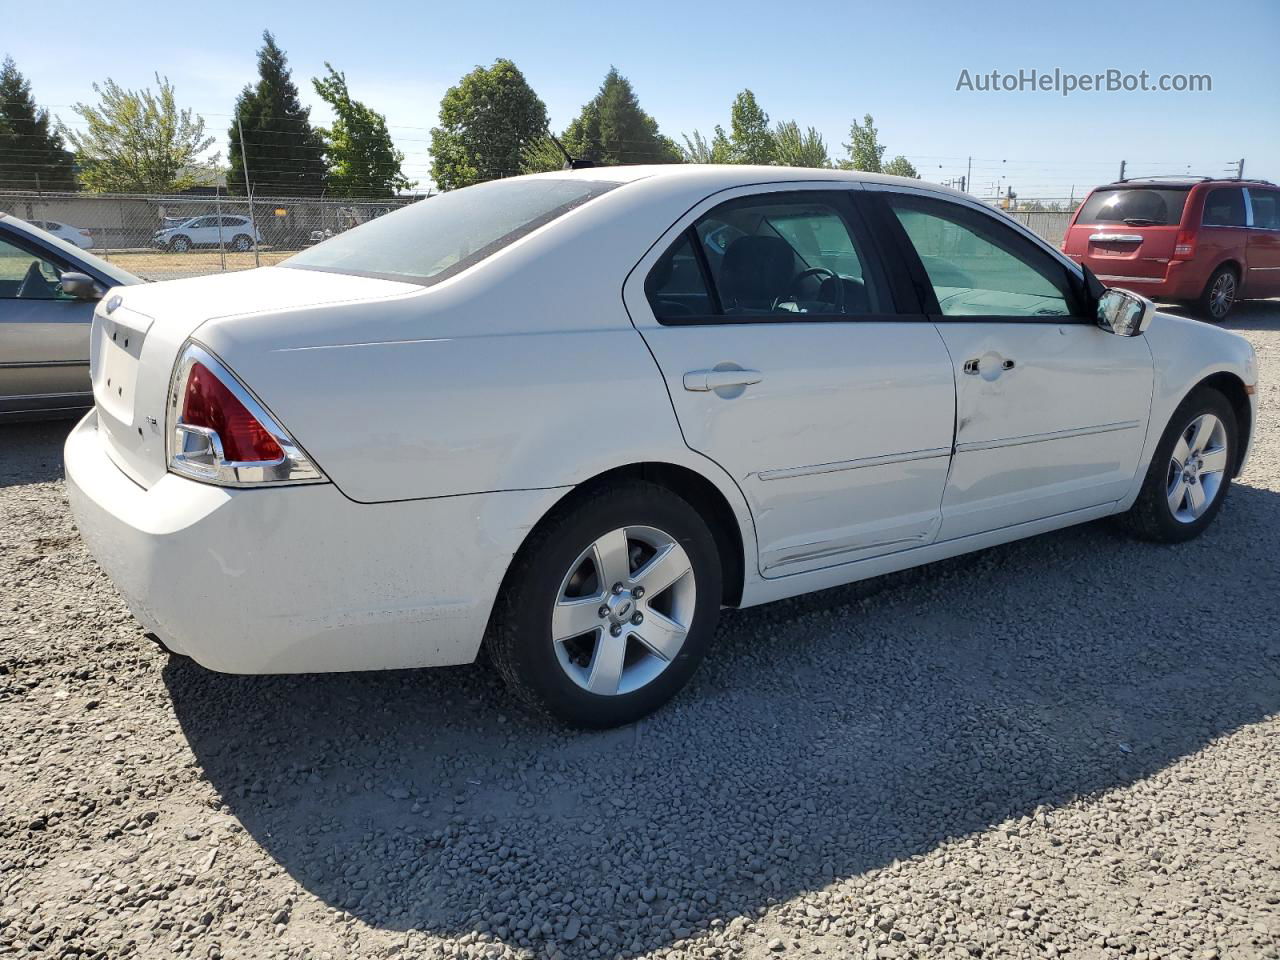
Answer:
(517, 163, 975, 201)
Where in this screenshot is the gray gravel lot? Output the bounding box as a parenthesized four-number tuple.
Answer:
(2, 303, 1278, 960)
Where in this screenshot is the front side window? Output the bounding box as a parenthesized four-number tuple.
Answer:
(0, 236, 73, 300)
(1203, 187, 1246, 227)
(646, 191, 885, 323)
(285, 177, 620, 285)
(886, 194, 1077, 319)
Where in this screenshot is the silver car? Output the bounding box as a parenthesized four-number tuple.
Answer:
(0, 214, 140, 420)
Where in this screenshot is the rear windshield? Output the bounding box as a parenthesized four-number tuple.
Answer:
(1076, 188, 1189, 226)
(284, 177, 619, 284)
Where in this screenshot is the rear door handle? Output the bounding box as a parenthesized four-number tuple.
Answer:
(683, 368, 763, 392)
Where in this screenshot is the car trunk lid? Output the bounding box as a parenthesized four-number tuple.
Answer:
(90, 266, 420, 489)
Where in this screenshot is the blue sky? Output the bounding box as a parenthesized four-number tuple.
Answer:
(5, 0, 1277, 196)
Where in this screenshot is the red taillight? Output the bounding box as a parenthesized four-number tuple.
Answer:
(1172, 228, 1196, 261)
(181, 361, 283, 462)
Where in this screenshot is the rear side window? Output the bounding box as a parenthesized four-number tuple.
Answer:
(646, 191, 886, 323)
(286, 177, 619, 285)
(1249, 190, 1280, 230)
(1076, 188, 1189, 226)
(1203, 187, 1246, 227)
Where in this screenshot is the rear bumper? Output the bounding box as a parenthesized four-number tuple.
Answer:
(64, 410, 563, 674)
(1089, 260, 1208, 301)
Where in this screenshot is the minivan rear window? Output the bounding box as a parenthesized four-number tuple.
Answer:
(284, 177, 620, 285)
(1076, 188, 1189, 227)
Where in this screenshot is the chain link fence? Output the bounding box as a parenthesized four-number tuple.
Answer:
(0, 191, 420, 280)
(2, 189, 1078, 281)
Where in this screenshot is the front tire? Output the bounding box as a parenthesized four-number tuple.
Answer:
(1121, 387, 1237, 542)
(488, 480, 722, 728)
(1197, 265, 1238, 322)
(168, 235, 191, 253)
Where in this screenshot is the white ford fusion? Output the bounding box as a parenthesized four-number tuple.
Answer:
(65, 166, 1259, 727)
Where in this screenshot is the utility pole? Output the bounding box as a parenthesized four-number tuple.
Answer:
(236, 116, 262, 268)
(1118, 160, 1126, 182)
(966, 156, 972, 194)
(1237, 158, 1245, 179)
(959, 175, 967, 193)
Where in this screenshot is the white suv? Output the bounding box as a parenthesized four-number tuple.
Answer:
(152, 215, 262, 253)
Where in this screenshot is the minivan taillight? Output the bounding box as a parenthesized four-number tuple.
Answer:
(166, 342, 325, 487)
(1172, 227, 1196, 261)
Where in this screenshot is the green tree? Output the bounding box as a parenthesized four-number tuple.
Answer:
(0, 56, 76, 191)
(228, 31, 325, 195)
(773, 120, 830, 168)
(431, 59, 547, 190)
(63, 75, 214, 192)
(841, 113, 891, 173)
(725, 90, 775, 164)
(679, 128, 731, 164)
(882, 155, 920, 179)
(560, 67, 681, 166)
(312, 64, 411, 197)
(519, 135, 567, 174)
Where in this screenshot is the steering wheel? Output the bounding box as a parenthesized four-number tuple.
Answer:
(790, 266, 845, 313)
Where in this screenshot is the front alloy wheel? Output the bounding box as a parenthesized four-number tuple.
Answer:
(1122, 387, 1236, 542)
(1166, 413, 1230, 523)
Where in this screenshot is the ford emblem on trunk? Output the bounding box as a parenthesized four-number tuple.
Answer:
(105, 295, 122, 314)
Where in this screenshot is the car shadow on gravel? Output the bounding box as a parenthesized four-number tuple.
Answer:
(0, 420, 74, 487)
(164, 477, 1280, 957)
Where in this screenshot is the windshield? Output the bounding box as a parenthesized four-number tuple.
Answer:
(1077, 188, 1190, 226)
(284, 177, 621, 284)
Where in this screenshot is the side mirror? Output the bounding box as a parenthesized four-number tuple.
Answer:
(59, 272, 102, 301)
(1096, 287, 1154, 337)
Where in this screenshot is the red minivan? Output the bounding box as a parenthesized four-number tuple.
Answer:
(1062, 178, 1280, 321)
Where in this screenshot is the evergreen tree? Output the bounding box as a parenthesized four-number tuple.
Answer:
(313, 64, 412, 197)
(431, 60, 547, 190)
(560, 67, 681, 166)
(0, 56, 76, 191)
(228, 32, 325, 195)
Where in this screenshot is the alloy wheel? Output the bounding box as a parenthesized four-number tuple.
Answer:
(1209, 272, 1236, 320)
(551, 525, 696, 696)
(1166, 413, 1229, 523)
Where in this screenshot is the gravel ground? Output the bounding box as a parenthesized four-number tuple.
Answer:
(2, 303, 1278, 960)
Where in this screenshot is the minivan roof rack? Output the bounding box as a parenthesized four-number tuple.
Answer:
(1113, 175, 1274, 186)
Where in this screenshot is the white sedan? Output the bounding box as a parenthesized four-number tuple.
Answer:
(64, 166, 1259, 727)
(28, 219, 95, 249)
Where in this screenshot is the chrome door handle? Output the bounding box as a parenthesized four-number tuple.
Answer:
(683, 368, 763, 392)
(962, 358, 1015, 376)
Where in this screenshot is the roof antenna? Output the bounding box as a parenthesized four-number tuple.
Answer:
(547, 131, 595, 170)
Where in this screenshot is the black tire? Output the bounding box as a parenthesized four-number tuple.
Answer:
(488, 480, 723, 728)
(1196, 265, 1238, 322)
(1120, 387, 1237, 542)
(231, 234, 252, 252)
(168, 235, 191, 253)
